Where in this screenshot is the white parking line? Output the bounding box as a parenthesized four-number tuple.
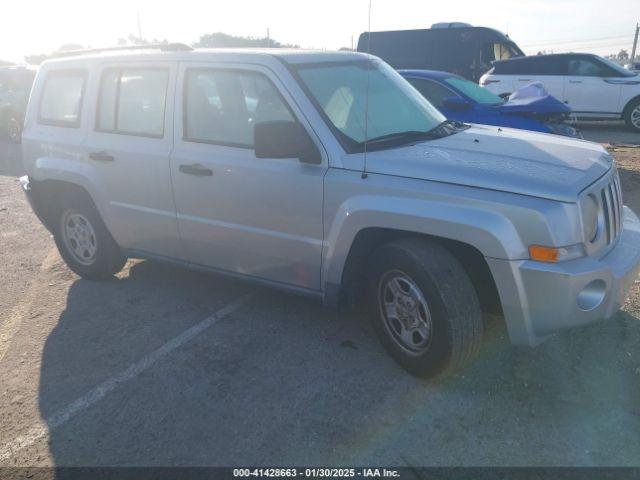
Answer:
(0, 292, 254, 462)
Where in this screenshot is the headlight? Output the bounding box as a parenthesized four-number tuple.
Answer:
(546, 122, 583, 138)
(580, 193, 600, 243)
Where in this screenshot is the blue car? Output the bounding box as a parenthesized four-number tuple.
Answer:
(399, 69, 581, 138)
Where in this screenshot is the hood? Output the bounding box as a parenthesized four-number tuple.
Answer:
(361, 125, 612, 202)
(497, 82, 570, 116)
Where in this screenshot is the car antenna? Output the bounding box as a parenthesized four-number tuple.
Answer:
(361, 0, 373, 180)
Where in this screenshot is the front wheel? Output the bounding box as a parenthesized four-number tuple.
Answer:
(366, 238, 484, 378)
(53, 191, 126, 279)
(624, 98, 640, 132)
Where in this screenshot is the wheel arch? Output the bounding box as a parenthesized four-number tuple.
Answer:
(322, 196, 525, 301)
(30, 178, 100, 233)
(332, 227, 502, 318)
(622, 94, 640, 117)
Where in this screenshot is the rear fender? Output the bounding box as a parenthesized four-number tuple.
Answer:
(29, 156, 113, 231)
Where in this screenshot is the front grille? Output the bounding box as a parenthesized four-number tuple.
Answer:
(600, 172, 623, 246)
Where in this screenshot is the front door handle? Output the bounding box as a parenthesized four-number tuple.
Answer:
(89, 151, 114, 162)
(179, 163, 213, 176)
(569, 80, 582, 84)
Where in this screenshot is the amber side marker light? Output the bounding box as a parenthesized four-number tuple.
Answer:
(529, 245, 559, 263)
(528, 244, 586, 263)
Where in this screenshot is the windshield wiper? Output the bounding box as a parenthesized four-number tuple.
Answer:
(425, 119, 469, 137)
(365, 130, 440, 146)
(362, 121, 469, 151)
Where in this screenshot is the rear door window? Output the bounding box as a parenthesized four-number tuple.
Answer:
(568, 58, 611, 77)
(39, 71, 86, 127)
(97, 68, 169, 137)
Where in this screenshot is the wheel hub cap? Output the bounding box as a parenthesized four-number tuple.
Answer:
(62, 212, 98, 266)
(379, 271, 433, 354)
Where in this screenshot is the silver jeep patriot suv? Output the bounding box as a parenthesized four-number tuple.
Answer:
(20, 45, 640, 377)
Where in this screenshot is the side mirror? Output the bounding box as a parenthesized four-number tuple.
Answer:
(254, 121, 321, 164)
(442, 96, 472, 110)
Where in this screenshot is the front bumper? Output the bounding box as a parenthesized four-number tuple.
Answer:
(488, 206, 640, 346)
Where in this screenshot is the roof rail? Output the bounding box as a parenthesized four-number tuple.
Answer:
(51, 43, 193, 58)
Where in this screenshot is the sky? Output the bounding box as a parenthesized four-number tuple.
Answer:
(1, 0, 638, 63)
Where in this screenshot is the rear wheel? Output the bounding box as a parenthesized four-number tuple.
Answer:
(53, 191, 126, 279)
(624, 98, 640, 132)
(6, 114, 22, 143)
(366, 238, 484, 378)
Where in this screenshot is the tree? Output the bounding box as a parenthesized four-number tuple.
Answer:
(25, 44, 87, 65)
(617, 49, 629, 61)
(193, 32, 298, 49)
(116, 34, 168, 46)
(24, 53, 49, 65)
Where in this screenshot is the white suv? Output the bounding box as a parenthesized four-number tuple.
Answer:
(480, 53, 640, 131)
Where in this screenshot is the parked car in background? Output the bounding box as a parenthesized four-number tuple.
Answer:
(400, 70, 581, 137)
(20, 47, 640, 378)
(480, 53, 640, 131)
(624, 61, 640, 73)
(358, 24, 524, 81)
(0, 65, 36, 143)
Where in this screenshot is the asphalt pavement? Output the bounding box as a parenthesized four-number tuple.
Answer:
(0, 126, 639, 468)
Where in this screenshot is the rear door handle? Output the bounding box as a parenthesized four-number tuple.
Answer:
(569, 80, 582, 84)
(88, 151, 114, 162)
(517, 78, 531, 81)
(179, 163, 213, 176)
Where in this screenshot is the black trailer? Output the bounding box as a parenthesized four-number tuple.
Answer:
(357, 25, 524, 82)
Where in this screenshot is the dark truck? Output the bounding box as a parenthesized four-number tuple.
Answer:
(0, 65, 37, 143)
(357, 23, 524, 82)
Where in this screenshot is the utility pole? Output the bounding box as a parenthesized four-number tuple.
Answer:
(266, 28, 270, 47)
(632, 23, 639, 62)
(137, 12, 143, 42)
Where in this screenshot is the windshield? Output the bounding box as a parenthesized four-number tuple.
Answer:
(294, 59, 445, 152)
(599, 56, 637, 77)
(444, 77, 504, 105)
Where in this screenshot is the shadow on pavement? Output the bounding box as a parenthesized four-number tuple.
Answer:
(36, 259, 640, 468)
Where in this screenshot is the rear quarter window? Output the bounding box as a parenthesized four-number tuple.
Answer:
(38, 70, 86, 127)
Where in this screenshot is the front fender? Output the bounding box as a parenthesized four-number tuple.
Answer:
(322, 194, 527, 290)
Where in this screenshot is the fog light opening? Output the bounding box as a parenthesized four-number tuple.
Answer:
(577, 279, 606, 311)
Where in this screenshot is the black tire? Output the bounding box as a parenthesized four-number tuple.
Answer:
(366, 237, 483, 378)
(52, 189, 126, 280)
(623, 97, 640, 132)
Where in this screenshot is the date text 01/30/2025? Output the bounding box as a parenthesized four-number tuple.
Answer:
(233, 468, 400, 478)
